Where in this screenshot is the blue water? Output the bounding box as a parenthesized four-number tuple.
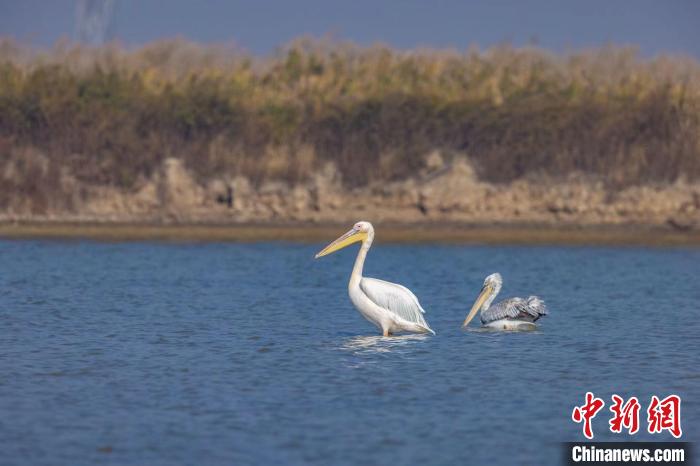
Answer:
(1, 240, 698, 465)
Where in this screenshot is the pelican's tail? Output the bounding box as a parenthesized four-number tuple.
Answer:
(417, 316, 436, 335)
(409, 321, 436, 335)
(526, 296, 548, 317)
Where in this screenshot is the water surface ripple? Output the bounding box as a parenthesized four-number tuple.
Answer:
(1, 240, 698, 465)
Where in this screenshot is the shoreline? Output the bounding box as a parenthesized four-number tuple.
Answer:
(1, 221, 699, 247)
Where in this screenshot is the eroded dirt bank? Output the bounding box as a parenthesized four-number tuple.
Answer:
(2, 156, 699, 234)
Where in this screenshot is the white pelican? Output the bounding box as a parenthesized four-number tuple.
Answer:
(315, 221, 435, 336)
(462, 273, 548, 330)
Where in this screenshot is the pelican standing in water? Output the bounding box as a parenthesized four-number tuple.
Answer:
(462, 273, 548, 330)
(315, 221, 435, 336)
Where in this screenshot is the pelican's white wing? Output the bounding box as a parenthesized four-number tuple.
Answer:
(360, 277, 434, 334)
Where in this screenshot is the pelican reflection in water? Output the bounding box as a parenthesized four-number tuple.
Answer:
(341, 334, 430, 354)
(462, 273, 548, 331)
(315, 221, 435, 336)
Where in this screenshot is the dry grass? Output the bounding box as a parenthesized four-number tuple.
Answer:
(1, 37, 699, 213)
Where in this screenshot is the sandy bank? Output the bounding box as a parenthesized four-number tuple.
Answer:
(2, 221, 700, 247)
(3, 156, 700, 237)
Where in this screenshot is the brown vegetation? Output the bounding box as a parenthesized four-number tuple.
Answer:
(1, 38, 699, 224)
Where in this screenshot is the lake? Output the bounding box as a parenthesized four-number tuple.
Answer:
(1, 239, 698, 465)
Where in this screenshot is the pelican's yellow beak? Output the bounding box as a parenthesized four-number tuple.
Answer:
(315, 228, 367, 258)
(462, 284, 492, 328)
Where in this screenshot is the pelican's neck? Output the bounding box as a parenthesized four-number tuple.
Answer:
(482, 282, 501, 310)
(349, 232, 373, 287)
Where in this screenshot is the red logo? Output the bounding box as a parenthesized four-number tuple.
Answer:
(572, 393, 682, 439)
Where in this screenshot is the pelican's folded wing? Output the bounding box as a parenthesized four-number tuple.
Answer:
(360, 277, 433, 332)
(480, 296, 548, 324)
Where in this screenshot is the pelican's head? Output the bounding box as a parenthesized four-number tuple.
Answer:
(483, 273, 503, 289)
(462, 273, 502, 328)
(315, 221, 373, 258)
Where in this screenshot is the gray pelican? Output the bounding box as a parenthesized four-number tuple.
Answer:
(462, 273, 548, 330)
(315, 221, 435, 336)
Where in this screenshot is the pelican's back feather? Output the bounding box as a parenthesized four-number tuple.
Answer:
(360, 277, 434, 333)
(481, 296, 548, 324)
